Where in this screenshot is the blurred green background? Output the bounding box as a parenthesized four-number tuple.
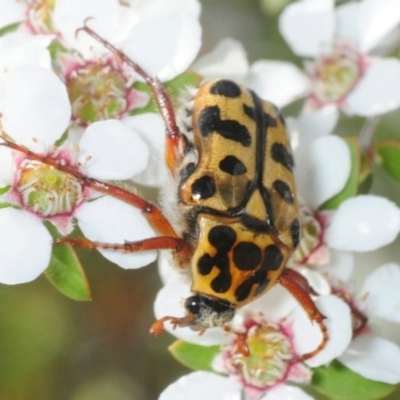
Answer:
(1, 1, 399, 399)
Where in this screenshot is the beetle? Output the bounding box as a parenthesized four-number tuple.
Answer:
(1, 22, 328, 360)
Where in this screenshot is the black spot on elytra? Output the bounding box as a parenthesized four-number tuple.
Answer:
(233, 242, 262, 271)
(196, 225, 237, 293)
(243, 104, 278, 131)
(263, 245, 283, 270)
(240, 214, 271, 233)
(243, 104, 256, 120)
(290, 218, 301, 247)
(273, 179, 293, 204)
(219, 155, 247, 176)
(210, 266, 232, 293)
(198, 106, 252, 146)
(259, 186, 279, 236)
(208, 225, 237, 252)
(271, 143, 294, 172)
(191, 175, 216, 199)
(234, 244, 283, 302)
(264, 113, 278, 128)
(210, 80, 241, 98)
(197, 253, 213, 275)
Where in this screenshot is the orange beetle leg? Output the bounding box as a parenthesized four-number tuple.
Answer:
(278, 268, 329, 361)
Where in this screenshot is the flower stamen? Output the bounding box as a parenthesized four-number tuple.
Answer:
(17, 159, 83, 217)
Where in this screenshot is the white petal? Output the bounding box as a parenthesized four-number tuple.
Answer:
(297, 268, 331, 296)
(78, 120, 149, 180)
(75, 196, 157, 269)
(159, 372, 242, 400)
(339, 335, 400, 384)
(158, 252, 183, 285)
(359, 263, 400, 323)
(0, 0, 24, 29)
(325, 195, 400, 251)
(54, 0, 121, 57)
(0, 33, 52, 105)
(357, 0, 400, 53)
(279, 0, 335, 57)
(2, 66, 71, 148)
(297, 105, 339, 141)
(295, 135, 351, 209)
(123, 12, 201, 81)
(319, 249, 354, 281)
(137, 0, 201, 20)
(191, 38, 249, 83)
(292, 295, 352, 367)
(0, 32, 53, 48)
(123, 113, 166, 186)
(250, 60, 309, 107)
(288, 105, 339, 151)
(0, 146, 14, 186)
(335, 2, 361, 46)
(240, 285, 298, 322)
(0, 208, 51, 284)
(154, 282, 230, 346)
(347, 59, 400, 116)
(261, 385, 314, 400)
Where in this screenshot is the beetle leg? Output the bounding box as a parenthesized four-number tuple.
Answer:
(56, 236, 187, 253)
(0, 137, 194, 263)
(222, 326, 250, 357)
(76, 21, 186, 174)
(278, 268, 329, 361)
(150, 314, 196, 336)
(0, 138, 177, 238)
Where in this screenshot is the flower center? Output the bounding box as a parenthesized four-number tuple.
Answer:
(310, 45, 365, 104)
(17, 159, 83, 217)
(66, 61, 136, 126)
(230, 324, 294, 389)
(26, 0, 55, 34)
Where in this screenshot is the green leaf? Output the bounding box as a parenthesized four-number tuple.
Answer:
(0, 22, 20, 37)
(320, 137, 361, 210)
(0, 185, 11, 196)
(45, 243, 91, 301)
(168, 340, 220, 372)
(47, 39, 68, 60)
(164, 69, 202, 92)
(312, 360, 397, 400)
(44, 222, 91, 301)
(358, 151, 374, 194)
(130, 70, 202, 116)
(374, 140, 400, 184)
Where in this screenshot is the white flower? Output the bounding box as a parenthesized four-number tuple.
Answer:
(329, 263, 400, 384)
(159, 371, 315, 400)
(53, 0, 202, 76)
(53, 2, 202, 186)
(0, 1, 203, 187)
(156, 255, 352, 399)
(287, 108, 400, 282)
(279, 0, 400, 116)
(191, 38, 308, 108)
(0, 66, 156, 284)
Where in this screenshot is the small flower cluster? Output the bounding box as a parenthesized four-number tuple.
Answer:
(0, 0, 202, 283)
(0, 1, 399, 400)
